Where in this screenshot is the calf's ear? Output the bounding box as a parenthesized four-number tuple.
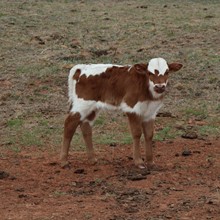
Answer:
(168, 63, 183, 72)
(134, 63, 148, 74)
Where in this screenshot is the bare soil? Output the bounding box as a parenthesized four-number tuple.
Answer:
(0, 0, 220, 219)
(1, 139, 220, 220)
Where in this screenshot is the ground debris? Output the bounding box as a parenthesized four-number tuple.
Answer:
(182, 150, 192, 156)
(181, 131, 198, 139)
(120, 168, 150, 181)
(74, 168, 86, 174)
(0, 171, 9, 179)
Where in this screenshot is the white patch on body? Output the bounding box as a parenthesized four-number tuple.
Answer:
(148, 58, 168, 75)
(70, 97, 162, 122)
(70, 64, 122, 77)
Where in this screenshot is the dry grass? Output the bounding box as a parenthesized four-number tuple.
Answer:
(0, 0, 219, 151)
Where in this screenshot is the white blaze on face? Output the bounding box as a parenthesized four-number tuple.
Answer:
(147, 58, 169, 98)
(148, 58, 169, 76)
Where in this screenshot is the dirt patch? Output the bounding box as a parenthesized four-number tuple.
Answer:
(1, 139, 220, 219)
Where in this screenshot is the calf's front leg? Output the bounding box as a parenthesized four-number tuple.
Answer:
(142, 119, 154, 168)
(127, 113, 145, 168)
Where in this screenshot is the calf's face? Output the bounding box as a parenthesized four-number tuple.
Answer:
(147, 58, 183, 98)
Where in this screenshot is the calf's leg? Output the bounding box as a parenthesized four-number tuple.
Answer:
(80, 121, 96, 164)
(142, 120, 154, 168)
(127, 113, 144, 168)
(60, 112, 81, 167)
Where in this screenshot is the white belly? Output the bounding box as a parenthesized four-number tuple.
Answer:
(71, 96, 163, 122)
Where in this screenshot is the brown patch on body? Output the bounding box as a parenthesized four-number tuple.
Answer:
(75, 65, 153, 108)
(86, 111, 96, 121)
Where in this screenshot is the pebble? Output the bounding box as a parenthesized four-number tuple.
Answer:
(182, 150, 192, 156)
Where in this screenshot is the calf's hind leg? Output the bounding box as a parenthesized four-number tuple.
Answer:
(60, 112, 81, 167)
(80, 121, 96, 164)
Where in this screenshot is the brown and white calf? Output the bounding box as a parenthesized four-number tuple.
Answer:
(60, 58, 182, 168)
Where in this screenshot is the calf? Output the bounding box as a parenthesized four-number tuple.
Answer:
(60, 58, 182, 169)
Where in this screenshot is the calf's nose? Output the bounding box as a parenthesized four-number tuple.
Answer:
(154, 85, 166, 93)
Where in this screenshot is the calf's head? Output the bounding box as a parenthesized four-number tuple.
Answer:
(134, 58, 183, 99)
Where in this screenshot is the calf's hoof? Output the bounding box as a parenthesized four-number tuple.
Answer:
(134, 159, 146, 169)
(146, 161, 155, 170)
(60, 160, 70, 169)
(88, 156, 97, 165)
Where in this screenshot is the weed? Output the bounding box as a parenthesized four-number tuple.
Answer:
(198, 125, 219, 137)
(84, 212, 93, 220)
(21, 131, 42, 147)
(94, 116, 105, 126)
(96, 133, 117, 145)
(7, 118, 23, 128)
(121, 134, 132, 145)
(154, 126, 181, 141)
(53, 191, 66, 197)
(184, 106, 208, 120)
(0, 13, 5, 17)
(8, 146, 21, 153)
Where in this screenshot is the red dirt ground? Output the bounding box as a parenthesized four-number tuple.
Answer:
(1, 138, 220, 220)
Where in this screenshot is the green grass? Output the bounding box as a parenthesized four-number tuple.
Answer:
(53, 190, 67, 197)
(4, 116, 64, 150)
(20, 131, 43, 147)
(7, 118, 23, 128)
(94, 116, 105, 126)
(198, 125, 219, 137)
(154, 126, 182, 141)
(184, 106, 208, 120)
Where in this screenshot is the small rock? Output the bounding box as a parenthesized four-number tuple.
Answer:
(157, 112, 173, 117)
(193, 150, 201, 154)
(205, 15, 214, 19)
(127, 169, 150, 181)
(48, 162, 58, 166)
(15, 188, 25, 192)
(18, 194, 28, 198)
(31, 36, 45, 45)
(137, 5, 148, 9)
(0, 171, 9, 179)
(124, 207, 139, 213)
(182, 150, 192, 157)
(74, 168, 85, 174)
(127, 174, 146, 181)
